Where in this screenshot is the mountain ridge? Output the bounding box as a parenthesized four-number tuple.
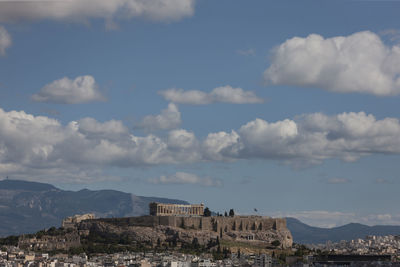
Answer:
(0, 179, 188, 237)
(2, 179, 400, 244)
(286, 217, 400, 244)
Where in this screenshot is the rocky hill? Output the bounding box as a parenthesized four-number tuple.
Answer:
(0, 179, 188, 237)
(13, 215, 293, 255)
(78, 215, 293, 249)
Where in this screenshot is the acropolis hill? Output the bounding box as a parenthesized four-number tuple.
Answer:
(72, 203, 293, 250)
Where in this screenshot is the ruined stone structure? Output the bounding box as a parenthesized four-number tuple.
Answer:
(18, 232, 80, 251)
(62, 213, 95, 229)
(89, 215, 293, 248)
(97, 215, 286, 232)
(149, 202, 204, 216)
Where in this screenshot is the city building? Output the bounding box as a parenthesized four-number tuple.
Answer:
(253, 254, 272, 267)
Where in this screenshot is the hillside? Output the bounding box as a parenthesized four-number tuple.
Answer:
(286, 217, 400, 244)
(0, 179, 188, 237)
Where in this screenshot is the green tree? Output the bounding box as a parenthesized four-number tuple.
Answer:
(271, 240, 281, 247)
(204, 207, 211, 217)
(229, 209, 235, 217)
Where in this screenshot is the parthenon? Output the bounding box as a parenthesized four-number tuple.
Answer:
(149, 202, 204, 216)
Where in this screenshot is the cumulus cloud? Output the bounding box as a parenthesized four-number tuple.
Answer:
(0, 0, 195, 24)
(204, 111, 400, 164)
(202, 130, 242, 161)
(139, 103, 181, 131)
(149, 172, 222, 187)
(0, 107, 193, 182)
(166, 129, 199, 162)
(264, 31, 400, 96)
(0, 25, 11, 56)
(32, 75, 105, 104)
(77, 117, 129, 139)
(159, 85, 264, 105)
(3, 106, 400, 182)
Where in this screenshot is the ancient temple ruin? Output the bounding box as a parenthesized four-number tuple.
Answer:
(149, 202, 204, 216)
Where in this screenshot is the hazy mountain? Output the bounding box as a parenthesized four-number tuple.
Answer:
(286, 217, 400, 244)
(0, 179, 188, 237)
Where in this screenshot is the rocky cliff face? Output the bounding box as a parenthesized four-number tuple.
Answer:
(78, 216, 293, 249)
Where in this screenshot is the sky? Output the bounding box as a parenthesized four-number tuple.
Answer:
(1, 0, 400, 228)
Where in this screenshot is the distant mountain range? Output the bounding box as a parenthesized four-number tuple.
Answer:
(2, 179, 400, 243)
(0, 179, 188, 237)
(286, 217, 400, 244)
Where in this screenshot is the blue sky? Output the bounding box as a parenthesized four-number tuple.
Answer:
(1, 0, 400, 227)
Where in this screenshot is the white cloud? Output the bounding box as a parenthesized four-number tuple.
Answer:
(32, 75, 105, 104)
(238, 118, 298, 159)
(149, 172, 222, 187)
(264, 31, 400, 96)
(206, 112, 400, 164)
(0, 25, 11, 56)
(0, 107, 188, 182)
(167, 129, 196, 149)
(202, 130, 242, 161)
(3, 106, 400, 182)
(211, 86, 264, 104)
(77, 117, 129, 139)
(159, 85, 264, 105)
(359, 213, 400, 226)
(139, 103, 181, 131)
(0, 0, 195, 24)
(166, 129, 200, 162)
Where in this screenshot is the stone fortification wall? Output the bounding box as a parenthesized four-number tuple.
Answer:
(79, 215, 293, 249)
(94, 215, 286, 232)
(62, 213, 95, 229)
(18, 232, 80, 251)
